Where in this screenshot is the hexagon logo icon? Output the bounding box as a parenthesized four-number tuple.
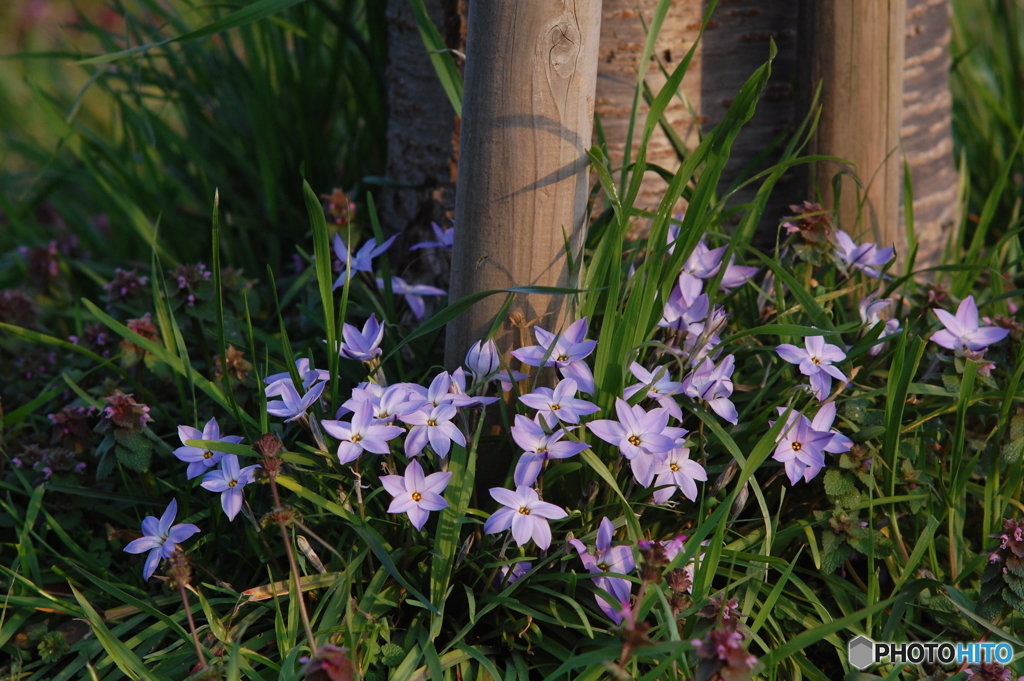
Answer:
(848, 635, 876, 670)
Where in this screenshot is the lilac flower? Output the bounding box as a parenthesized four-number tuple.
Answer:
(719, 256, 759, 291)
(264, 358, 330, 391)
(409, 222, 454, 251)
(811, 402, 853, 455)
(519, 379, 600, 427)
(201, 454, 261, 520)
(660, 272, 707, 332)
(775, 334, 847, 401)
(338, 314, 385, 361)
(466, 340, 500, 381)
(770, 410, 834, 485)
(173, 417, 244, 479)
(448, 367, 499, 407)
(407, 371, 478, 409)
(511, 414, 589, 486)
(377, 276, 446, 320)
(380, 460, 450, 530)
(859, 290, 901, 356)
(484, 486, 567, 550)
(834, 230, 895, 278)
(339, 383, 425, 421)
(588, 399, 675, 486)
(321, 402, 405, 465)
(266, 380, 327, 422)
(400, 404, 466, 458)
(652, 448, 707, 503)
(623, 362, 683, 420)
(569, 517, 636, 623)
(512, 318, 597, 394)
(931, 295, 1010, 354)
(495, 369, 529, 392)
(497, 560, 532, 586)
(681, 355, 738, 424)
(332, 233, 397, 288)
(124, 499, 200, 581)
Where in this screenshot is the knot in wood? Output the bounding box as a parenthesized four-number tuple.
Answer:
(548, 21, 580, 79)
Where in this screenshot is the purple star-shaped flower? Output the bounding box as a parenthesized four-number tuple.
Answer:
(681, 354, 738, 424)
(587, 399, 675, 484)
(810, 402, 853, 455)
(511, 318, 597, 394)
(497, 560, 532, 586)
(264, 358, 330, 391)
(173, 417, 244, 479)
(931, 295, 1010, 354)
(775, 334, 847, 401)
(409, 222, 454, 251)
(333, 233, 397, 288)
(200, 454, 261, 520)
(859, 290, 901, 356)
(511, 414, 589, 486)
(483, 486, 567, 550)
(652, 447, 707, 503)
(123, 499, 200, 581)
(623, 362, 683, 420)
(519, 379, 600, 428)
(338, 314, 385, 361)
(400, 404, 466, 458)
(834, 230, 895, 278)
(266, 380, 327, 422)
(377, 276, 446, 320)
(321, 401, 405, 465)
(770, 410, 834, 485)
(569, 517, 636, 623)
(448, 367, 499, 407)
(380, 460, 450, 530)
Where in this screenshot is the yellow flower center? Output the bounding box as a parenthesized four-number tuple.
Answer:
(670, 463, 680, 472)
(557, 355, 569, 362)
(351, 434, 362, 443)
(628, 435, 641, 446)
(411, 492, 422, 502)
(228, 480, 238, 488)
(650, 387, 659, 394)
(550, 404, 561, 411)
(427, 420, 437, 427)
(203, 450, 213, 459)
(811, 358, 820, 365)
(518, 507, 531, 515)
(792, 442, 802, 452)
(598, 563, 608, 571)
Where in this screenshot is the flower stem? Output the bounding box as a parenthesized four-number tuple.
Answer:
(268, 475, 318, 655)
(178, 581, 206, 669)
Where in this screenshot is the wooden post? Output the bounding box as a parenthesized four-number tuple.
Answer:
(799, 0, 907, 256)
(444, 0, 602, 369)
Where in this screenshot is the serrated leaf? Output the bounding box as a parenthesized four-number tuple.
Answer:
(114, 430, 152, 455)
(823, 470, 854, 497)
(1003, 438, 1024, 464)
(1012, 414, 1024, 440)
(942, 373, 962, 394)
(1008, 556, 1024, 579)
(115, 445, 151, 472)
(1003, 587, 1024, 615)
(1005, 572, 1024, 601)
(820, 544, 850, 575)
(820, 530, 843, 556)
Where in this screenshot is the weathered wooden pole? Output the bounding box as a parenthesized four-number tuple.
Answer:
(799, 0, 907, 256)
(444, 1, 602, 369)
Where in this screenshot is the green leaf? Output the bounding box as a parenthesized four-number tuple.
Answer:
(77, 0, 309, 64)
(823, 470, 855, 498)
(408, 0, 463, 116)
(70, 585, 171, 680)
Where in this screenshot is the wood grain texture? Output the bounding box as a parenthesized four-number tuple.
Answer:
(445, 0, 602, 369)
(902, 0, 957, 266)
(798, 0, 907, 253)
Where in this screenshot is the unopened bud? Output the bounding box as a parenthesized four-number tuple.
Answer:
(465, 340, 500, 380)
